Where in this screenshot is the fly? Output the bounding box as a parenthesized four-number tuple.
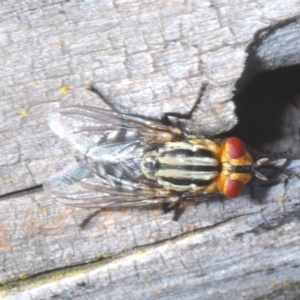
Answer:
(44, 84, 271, 222)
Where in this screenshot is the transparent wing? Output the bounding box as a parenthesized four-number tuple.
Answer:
(44, 160, 174, 208)
(48, 106, 182, 160)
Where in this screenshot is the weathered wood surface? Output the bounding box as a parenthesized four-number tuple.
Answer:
(1, 0, 300, 299)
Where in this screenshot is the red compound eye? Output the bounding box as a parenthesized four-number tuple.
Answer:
(224, 179, 245, 198)
(226, 137, 246, 159)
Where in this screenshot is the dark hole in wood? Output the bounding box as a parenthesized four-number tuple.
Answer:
(227, 65, 300, 158)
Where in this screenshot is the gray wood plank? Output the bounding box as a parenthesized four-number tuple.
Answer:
(1, 0, 300, 299)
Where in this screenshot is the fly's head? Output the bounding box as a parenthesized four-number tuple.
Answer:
(218, 137, 269, 198)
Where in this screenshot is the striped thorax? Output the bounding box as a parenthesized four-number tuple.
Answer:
(142, 140, 220, 192)
(142, 137, 267, 198)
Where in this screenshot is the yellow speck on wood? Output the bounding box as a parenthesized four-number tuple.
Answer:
(211, 211, 217, 217)
(18, 274, 28, 280)
(187, 233, 195, 238)
(135, 249, 144, 256)
(278, 197, 286, 203)
(0, 291, 9, 298)
(21, 109, 29, 117)
(276, 227, 283, 233)
(39, 207, 48, 214)
(59, 86, 69, 94)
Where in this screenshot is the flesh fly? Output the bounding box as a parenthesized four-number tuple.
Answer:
(44, 85, 270, 220)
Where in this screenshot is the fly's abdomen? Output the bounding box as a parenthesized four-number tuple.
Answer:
(142, 142, 220, 192)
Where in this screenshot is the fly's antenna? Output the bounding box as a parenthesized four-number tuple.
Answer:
(253, 157, 269, 180)
(253, 169, 268, 181)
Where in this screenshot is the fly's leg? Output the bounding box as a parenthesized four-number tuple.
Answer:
(88, 85, 121, 113)
(161, 202, 185, 221)
(80, 208, 102, 229)
(161, 83, 208, 126)
(162, 193, 219, 221)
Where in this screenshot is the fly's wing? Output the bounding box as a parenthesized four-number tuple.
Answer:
(48, 106, 182, 160)
(44, 160, 175, 208)
(45, 106, 181, 207)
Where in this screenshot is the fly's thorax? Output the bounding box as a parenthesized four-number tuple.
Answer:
(141, 140, 220, 192)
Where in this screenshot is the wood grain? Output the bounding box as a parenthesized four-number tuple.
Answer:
(1, 0, 300, 299)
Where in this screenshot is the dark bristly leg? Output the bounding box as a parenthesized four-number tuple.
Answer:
(172, 203, 185, 221)
(161, 202, 174, 213)
(161, 202, 185, 221)
(161, 83, 208, 125)
(88, 84, 120, 112)
(80, 208, 102, 229)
